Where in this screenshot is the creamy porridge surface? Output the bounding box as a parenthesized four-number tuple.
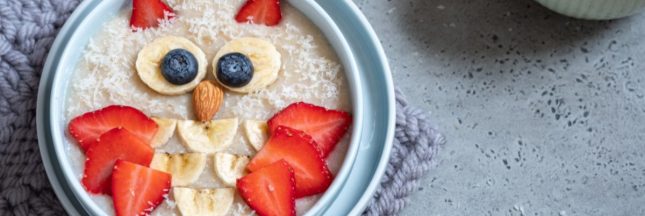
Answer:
(64, 0, 351, 215)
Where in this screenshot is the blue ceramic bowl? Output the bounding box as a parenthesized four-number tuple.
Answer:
(36, 0, 395, 215)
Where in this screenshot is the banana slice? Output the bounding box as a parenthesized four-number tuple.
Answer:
(177, 118, 239, 153)
(242, 120, 268, 151)
(136, 36, 207, 95)
(150, 117, 177, 148)
(214, 152, 249, 186)
(173, 187, 235, 216)
(213, 37, 281, 93)
(150, 152, 206, 186)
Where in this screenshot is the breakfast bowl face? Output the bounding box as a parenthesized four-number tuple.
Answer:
(37, 0, 363, 215)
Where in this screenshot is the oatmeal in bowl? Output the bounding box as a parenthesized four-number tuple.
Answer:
(62, 0, 358, 215)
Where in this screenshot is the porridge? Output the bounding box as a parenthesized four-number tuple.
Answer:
(63, 0, 352, 215)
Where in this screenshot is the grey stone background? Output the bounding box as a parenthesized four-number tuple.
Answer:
(354, 0, 645, 215)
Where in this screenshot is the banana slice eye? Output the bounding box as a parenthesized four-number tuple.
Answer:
(213, 37, 281, 93)
(136, 36, 207, 95)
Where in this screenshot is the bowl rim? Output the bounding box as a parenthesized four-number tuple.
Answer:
(37, 1, 104, 214)
(37, 0, 365, 215)
(311, 1, 396, 215)
(289, 0, 365, 215)
(344, 2, 395, 213)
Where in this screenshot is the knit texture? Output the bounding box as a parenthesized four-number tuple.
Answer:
(0, 0, 444, 215)
(363, 89, 445, 216)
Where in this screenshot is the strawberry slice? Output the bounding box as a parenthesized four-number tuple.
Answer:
(130, 0, 175, 30)
(267, 102, 351, 158)
(235, 0, 282, 26)
(247, 126, 332, 198)
(112, 160, 171, 216)
(237, 160, 295, 216)
(82, 128, 154, 194)
(68, 105, 158, 152)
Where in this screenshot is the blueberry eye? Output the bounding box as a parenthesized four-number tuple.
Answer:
(161, 49, 198, 85)
(216, 53, 253, 88)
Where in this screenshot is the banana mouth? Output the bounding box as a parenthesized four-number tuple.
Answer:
(212, 37, 282, 93)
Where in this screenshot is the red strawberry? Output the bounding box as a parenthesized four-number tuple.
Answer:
(82, 128, 154, 194)
(247, 126, 332, 198)
(267, 102, 351, 158)
(112, 160, 171, 216)
(235, 0, 282, 26)
(237, 160, 295, 216)
(130, 0, 175, 30)
(68, 105, 158, 152)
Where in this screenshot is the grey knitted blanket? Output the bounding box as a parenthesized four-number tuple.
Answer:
(0, 0, 444, 215)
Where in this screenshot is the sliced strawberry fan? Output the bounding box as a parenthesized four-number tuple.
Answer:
(267, 102, 352, 158)
(247, 126, 333, 198)
(112, 160, 171, 216)
(82, 128, 154, 194)
(68, 105, 158, 152)
(237, 160, 296, 216)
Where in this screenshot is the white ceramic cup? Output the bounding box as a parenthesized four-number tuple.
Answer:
(535, 0, 645, 20)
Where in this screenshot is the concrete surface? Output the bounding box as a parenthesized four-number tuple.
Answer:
(353, 0, 645, 215)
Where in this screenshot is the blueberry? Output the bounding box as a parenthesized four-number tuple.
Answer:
(161, 49, 198, 85)
(216, 53, 253, 88)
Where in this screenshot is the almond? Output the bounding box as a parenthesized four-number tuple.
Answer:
(193, 81, 223, 121)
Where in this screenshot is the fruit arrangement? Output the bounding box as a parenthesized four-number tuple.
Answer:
(69, 101, 351, 215)
(65, 0, 354, 215)
(69, 100, 351, 215)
